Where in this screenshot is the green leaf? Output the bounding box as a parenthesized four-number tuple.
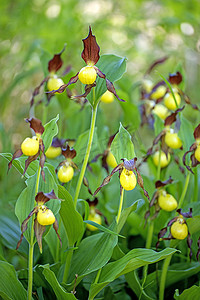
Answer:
(0, 261, 27, 300)
(174, 285, 200, 300)
(154, 114, 164, 136)
(89, 248, 176, 300)
(117, 200, 141, 233)
(83, 221, 124, 238)
(187, 216, 200, 234)
(111, 123, 135, 164)
(179, 115, 194, 151)
(0, 153, 39, 178)
(58, 185, 84, 246)
(0, 216, 28, 253)
(68, 223, 118, 284)
(42, 114, 59, 151)
(119, 101, 141, 131)
(73, 127, 99, 165)
(87, 54, 126, 105)
(125, 271, 153, 300)
(42, 265, 77, 300)
(145, 262, 200, 295)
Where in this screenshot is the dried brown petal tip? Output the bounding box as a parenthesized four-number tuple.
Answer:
(81, 26, 100, 66)
(48, 45, 66, 73)
(25, 118, 45, 135)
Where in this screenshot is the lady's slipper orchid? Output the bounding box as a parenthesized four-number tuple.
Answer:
(16, 190, 61, 253)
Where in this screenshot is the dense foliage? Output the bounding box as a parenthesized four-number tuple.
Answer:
(1, 1, 200, 299)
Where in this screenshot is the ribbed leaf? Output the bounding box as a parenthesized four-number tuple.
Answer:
(0, 261, 27, 300)
(111, 123, 135, 164)
(68, 223, 118, 284)
(58, 185, 84, 246)
(174, 285, 200, 299)
(42, 114, 59, 151)
(89, 248, 176, 300)
(42, 265, 77, 300)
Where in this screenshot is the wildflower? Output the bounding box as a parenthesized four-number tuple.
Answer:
(8, 118, 46, 181)
(156, 208, 192, 260)
(47, 27, 124, 102)
(56, 145, 77, 183)
(16, 190, 61, 253)
(94, 158, 149, 199)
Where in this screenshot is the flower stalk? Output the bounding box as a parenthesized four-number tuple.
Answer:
(28, 165, 41, 300)
(74, 100, 98, 208)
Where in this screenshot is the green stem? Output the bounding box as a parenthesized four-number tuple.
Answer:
(94, 268, 101, 284)
(74, 103, 98, 208)
(178, 173, 190, 208)
(28, 166, 41, 300)
(142, 221, 154, 282)
(116, 188, 124, 224)
(159, 254, 172, 300)
(194, 168, 198, 203)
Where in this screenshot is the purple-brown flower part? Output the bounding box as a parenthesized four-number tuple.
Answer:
(16, 207, 38, 250)
(26, 118, 45, 135)
(93, 157, 149, 200)
(62, 145, 77, 160)
(168, 71, 183, 85)
(35, 190, 58, 205)
(144, 56, 168, 76)
(155, 176, 173, 189)
(81, 26, 100, 66)
(48, 45, 66, 73)
(164, 106, 184, 127)
(183, 124, 200, 173)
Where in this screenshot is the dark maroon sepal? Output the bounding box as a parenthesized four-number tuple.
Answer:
(106, 79, 125, 102)
(164, 106, 184, 126)
(8, 149, 23, 172)
(81, 26, 100, 65)
(48, 45, 66, 73)
(168, 71, 182, 85)
(35, 190, 58, 205)
(23, 152, 40, 177)
(194, 124, 200, 140)
(26, 118, 44, 135)
(155, 176, 173, 188)
(16, 207, 38, 250)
